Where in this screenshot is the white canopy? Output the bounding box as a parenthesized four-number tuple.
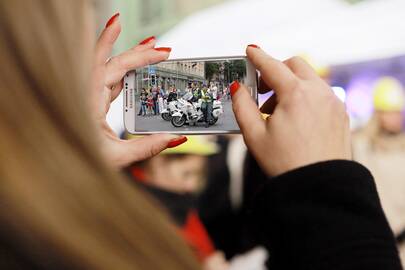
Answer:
(108, 0, 405, 133)
(158, 0, 405, 66)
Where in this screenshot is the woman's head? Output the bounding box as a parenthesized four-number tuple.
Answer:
(0, 1, 199, 269)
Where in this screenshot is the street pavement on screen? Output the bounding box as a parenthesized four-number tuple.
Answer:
(135, 100, 239, 132)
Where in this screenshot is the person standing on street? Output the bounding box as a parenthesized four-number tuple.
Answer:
(147, 93, 154, 115)
(158, 85, 166, 99)
(167, 87, 178, 103)
(152, 86, 159, 115)
(211, 83, 218, 100)
(192, 84, 201, 102)
(201, 86, 214, 128)
(138, 88, 147, 116)
(158, 93, 165, 115)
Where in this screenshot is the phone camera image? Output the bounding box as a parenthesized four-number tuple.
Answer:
(128, 58, 253, 133)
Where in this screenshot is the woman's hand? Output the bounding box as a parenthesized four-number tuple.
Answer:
(91, 13, 186, 169)
(231, 45, 352, 177)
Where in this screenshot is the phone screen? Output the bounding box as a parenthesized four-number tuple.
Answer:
(126, 57, 257, 134)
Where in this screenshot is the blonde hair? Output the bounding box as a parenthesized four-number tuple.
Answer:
(0, 1, 199, 269)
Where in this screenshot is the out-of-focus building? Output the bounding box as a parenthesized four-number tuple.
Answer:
(112, 0, 229, 52)
(135, 61, 205, 92)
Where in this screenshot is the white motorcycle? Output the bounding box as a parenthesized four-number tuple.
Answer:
(170, 99, 223, 128)
(161, 92, 196, 121)
(160, 100, 177, 121)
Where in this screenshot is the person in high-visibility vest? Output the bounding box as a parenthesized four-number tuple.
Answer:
(192, 85, 201, 102)
(201, 86, 214, 128)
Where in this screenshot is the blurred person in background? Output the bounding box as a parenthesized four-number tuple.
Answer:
(125, 135, 229, 270)
(199, 135, 268, 268)
(0, 1, 402, 269)
(352, 77, 405, 265)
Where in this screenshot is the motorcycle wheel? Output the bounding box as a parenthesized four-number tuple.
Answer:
(161, 112, 172, 121)
(209, 116, 218, 125)
(171, 115, 186, 127)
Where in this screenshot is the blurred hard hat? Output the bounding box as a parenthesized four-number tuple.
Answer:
(162, 136, 219, 156)
(373, 77, 405, 112)
(125, 134, 219, 156)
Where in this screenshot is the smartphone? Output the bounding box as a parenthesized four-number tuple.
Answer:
(124, 56, 258, 134)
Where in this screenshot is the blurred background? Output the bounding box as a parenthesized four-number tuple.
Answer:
(98, 0, 405, 269)
(103, 0, 405, 133)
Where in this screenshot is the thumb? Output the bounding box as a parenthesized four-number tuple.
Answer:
(126, 134, 187, 163)
(231, 81, 266, 142)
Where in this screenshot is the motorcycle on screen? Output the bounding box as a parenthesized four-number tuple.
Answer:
(161, 100, 177, 121)
(170, 99, 223, 128)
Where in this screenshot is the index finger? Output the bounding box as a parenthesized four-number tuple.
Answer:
(95, 14, 121, 66)
(246, 46, 298, 97)
(231, 81, 266, 143)
(105, 48, 171, 87)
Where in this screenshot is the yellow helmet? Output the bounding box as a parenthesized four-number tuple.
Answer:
(162, 136, 219, 155)
(125, 134, 219, 156)
(373, 77, 405, 112)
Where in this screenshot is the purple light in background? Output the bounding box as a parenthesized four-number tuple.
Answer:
(345, 77, 376, 122)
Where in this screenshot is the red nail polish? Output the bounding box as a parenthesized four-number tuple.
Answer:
(154, 47, 172, 53)
(230, 81, 240, 97)
(139, 36, 156, 45)
(248, 44, 260, 49)
(105, 13, 120, 28)
(167, 137, 188, 148)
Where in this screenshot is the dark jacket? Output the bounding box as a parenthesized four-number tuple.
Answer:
(0, 161, 402, 269)
(167, 92, 178, 102)
(249, 160, 402, 270)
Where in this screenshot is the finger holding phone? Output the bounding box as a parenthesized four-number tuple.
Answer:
(92, 14, 186, 169)
(231, 46, 352, 177)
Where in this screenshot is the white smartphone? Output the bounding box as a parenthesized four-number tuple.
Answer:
(123, 56, 258, 135)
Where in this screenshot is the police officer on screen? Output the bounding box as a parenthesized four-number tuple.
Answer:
(201, 85, 214, 128)
(167, 87, 178, 102)
(192, 83, 201, 102)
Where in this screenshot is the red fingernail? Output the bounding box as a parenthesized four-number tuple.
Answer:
(248, 44, 260, 49)
(167, 136, 188, 148)
(139, 36, 155, 45)
(154, 47, 172, 53)
(105, 13, 120, 28)
(230, 81, 240, 97)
